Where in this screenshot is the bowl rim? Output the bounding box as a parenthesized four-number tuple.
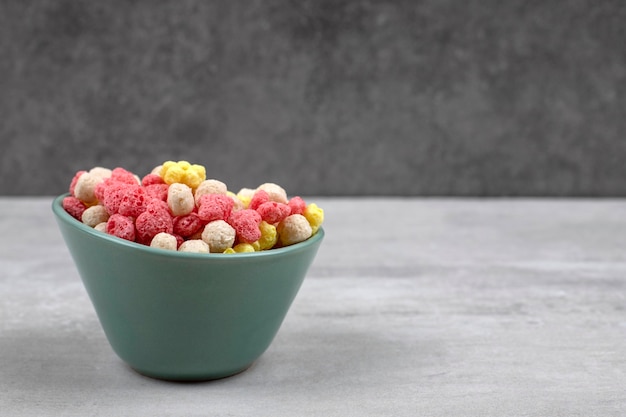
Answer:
(52, 193, 324, 260)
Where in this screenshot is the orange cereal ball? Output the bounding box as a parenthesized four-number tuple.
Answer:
(277, 214, 312, 246)
(201, 220, 236, 253)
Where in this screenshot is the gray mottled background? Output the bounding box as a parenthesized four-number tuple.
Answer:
(1, 0, 625, 196)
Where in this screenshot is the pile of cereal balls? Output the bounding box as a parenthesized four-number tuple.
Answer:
(62, 161, 324, 254)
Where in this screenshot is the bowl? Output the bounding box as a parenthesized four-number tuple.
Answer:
(52, 194, 324, 381)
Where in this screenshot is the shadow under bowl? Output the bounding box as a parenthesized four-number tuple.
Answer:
(52, 194, 324, 381)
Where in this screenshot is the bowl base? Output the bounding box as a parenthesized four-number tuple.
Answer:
(129, 362, 254, 382)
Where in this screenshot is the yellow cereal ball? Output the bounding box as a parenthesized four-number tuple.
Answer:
(277, 214, 312, 246)
(303, 203, 324, 234)
(256, 221, 277, 250)
(232, 243, 255, 253)
(236, 188, 255, 209)
(160, 160, 206, 190)
(223, 248, 236, 254)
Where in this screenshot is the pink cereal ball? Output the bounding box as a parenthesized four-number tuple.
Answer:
(197, 194, 234, 222)
(173, 212, 203, 237)
(69, 170, 86, 196)
(228, 209, 262, 243)
(248, 190, 270, 211)
(256, 201, 291, 224)
(135, 206, 174, 244)
(102, 183, 134, 215)
(287, 196, 307, 215)
(111, 167, 140, 185)
(62, 196, 87, 220)
(141, 173, 165, 187)
(118, 185, 149, 218)
(106, 214, 136, 242)
(144, 183, 169, 201)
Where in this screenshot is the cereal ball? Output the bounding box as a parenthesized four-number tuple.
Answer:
(144, 183, 169, 201)
(88, 167, 112, 181)
(256, 201, 291, 224)
(231, 243, 255, 253)
(178, 239, 210, 253)
(150, 232, 178, 251)
(167, 183, 195, 216)
(287, 196, 307, 215)
(173, 213, 203, 237)
(227, 191, 246, 212)
(201, 220, 236, 253)
(106, 214, 136, 241)
(118, 185, 149, 218)
(135, 201, 174, 244)
(304, 203, 324, 234)
(141, 173, 165, 187)
(255, 221, 278, 250)
(111, 167, 140, 185)
(277, 214, 312, 246)
(62, 196, 87, 220)
(236, 188, 256, 208)
(257, 182, 288, 204)
(249, 190, 269, 210)
(82, 205, 110, 227)
(197, 194, 234, 222)
(160, 160, 206, 191)
(74, 172, 102, 204)
(228, 209, 262, 243)
(69, 170, 86, 196)
(94, 222, 107, 233)
(194, 179, 228, 205)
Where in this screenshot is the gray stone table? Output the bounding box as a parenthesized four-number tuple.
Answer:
(1, 197, 625, 416)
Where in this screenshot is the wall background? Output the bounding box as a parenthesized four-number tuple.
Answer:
(1, 0, 625, 196)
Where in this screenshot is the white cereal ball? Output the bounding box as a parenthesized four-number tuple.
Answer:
(178, 239, 210, 253)
(74, 172, 102, 204)
(257, 182, 288, 204)
(277, 214, 312, 246)
(88, 167, 112, 181)
(150, 232, 178, 251)
(151, 165, 163, 176)
(236, 187, 255, 199)
(201, 220, 236, 253)
(94, 222, 107, 233)
(194, 179, 228, 206)
(81, 205, 110, 227)
(167, 183, 195, 216)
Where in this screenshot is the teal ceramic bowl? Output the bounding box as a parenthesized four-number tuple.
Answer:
(52, 194, 323, 381)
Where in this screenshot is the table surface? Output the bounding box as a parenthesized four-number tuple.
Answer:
(1, 197, 625, 416)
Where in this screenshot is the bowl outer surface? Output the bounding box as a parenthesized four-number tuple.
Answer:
(52, 194, 324, 380)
